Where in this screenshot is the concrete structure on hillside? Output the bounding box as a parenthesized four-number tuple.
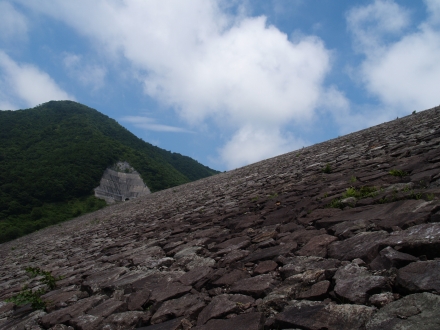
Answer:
(94, 161, 150, 203)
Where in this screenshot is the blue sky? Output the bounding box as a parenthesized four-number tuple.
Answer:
(1, 0, 439, 171)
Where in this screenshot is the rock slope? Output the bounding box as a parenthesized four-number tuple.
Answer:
(1, 107, 440, 330)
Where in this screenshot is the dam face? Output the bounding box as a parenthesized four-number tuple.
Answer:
(2, 107, 440, 329)
(94, 161, 150, 203)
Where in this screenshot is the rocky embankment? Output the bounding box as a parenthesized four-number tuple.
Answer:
(1, 107, 440, 330)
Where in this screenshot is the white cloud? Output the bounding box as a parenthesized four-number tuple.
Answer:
(219, 125, 306, 169)
(62, 53, 106, 90)
(425, 0, 440, 25)
(0, 2, 28, 41)
(121, 116, 193, 133)
(347, 0, 440, 114)
(16, 0, 337, 168)
(0, 51, 74, 108)
(347, 0, 410, 53)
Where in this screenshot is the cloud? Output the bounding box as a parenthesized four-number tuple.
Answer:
(63, 53, 106, 90)
(219, 125, 306, 169)
(425, 0, 440, 25)
(121, 116, 193, 133)
(0, 2, 28, 41)
(16, 0, 337, 168)
(0, 51, 74, 108)
(347, 0, 440, 113)
(347, 0, 410, 53)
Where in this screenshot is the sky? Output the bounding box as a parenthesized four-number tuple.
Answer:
(1, 0, 440, 171)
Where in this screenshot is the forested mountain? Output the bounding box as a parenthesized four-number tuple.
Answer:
(0, 100, 219, 243)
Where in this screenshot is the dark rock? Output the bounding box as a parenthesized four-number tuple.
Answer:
(243, 243, 296, 263)
(212, 269, 250, 286)
(178, 266, 212, 286)
(274, 300, 376, 330)
(369, 292, 395, 307)
(296, 234, 338, 257)
(40, 295, 106, 328)
(383, 223, 440, 258)
(370, 246, 418, 270)
(229, 293, 255, 305)
(129, 246, 167, 268)
(411, 168, 440, 186)
(279, 256, 341, 279)
(327, 231, 389, 262)
(163, 241, 184, 253)
(102, 311, 148, 329)
(253, 260, 278, 275)
(69, 314, 103, 330)
(278, 229, 319, 245)
(197, 294, 239, 325)
(397, 260, 440, 293)
(317, 200, 433, 230)
(366, 293, 440, 330)
(297, 280, 330, 300)
(47, 325, 74, 330)
(233, 215, 262, 231)
(212, 237, 250, 251)
(0, 309, 46, 330)
(150, 282, 192, 303)
(131, 273, 180, 292)
(252, 230, 277, 243)
(280, 222, 303, 233)
(150, 293, 206, 324)
(42, 289, 82, 313)
(82, 267, 128, 294)
(0, 302, 14, 316)
(329, 219, 375, 239)
(127, 289, 151, 311)
(230, 274, 276, 298)
(303, 208, 343, 226)
(194, 312, 264, 330)
(284, 268, 326, 286)
(261, 286, 297, 312)
(137, 317, 184, 330)
(87, 298, 126, 317)
(334, 263, 389, 304)
(217, 249, 250, 267)
(263, 207, 296, 226)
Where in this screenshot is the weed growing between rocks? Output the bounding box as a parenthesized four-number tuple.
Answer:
(5, 267, 62, 310)
(322, 163, 332, 174)
(389, 169, 408, 177)
(269, 193, 279, 199)
(326, 186, 378, 209)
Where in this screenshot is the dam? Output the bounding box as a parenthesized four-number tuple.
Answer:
(94, 161, 150, 203)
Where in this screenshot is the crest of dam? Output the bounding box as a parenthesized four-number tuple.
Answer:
(94, 161, 150, 203)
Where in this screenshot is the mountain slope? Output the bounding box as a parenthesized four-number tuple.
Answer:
(0, 100, 219, 242)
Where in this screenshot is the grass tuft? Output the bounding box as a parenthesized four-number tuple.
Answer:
(322, 163, 332, 174)
(389, 169, 408, 177)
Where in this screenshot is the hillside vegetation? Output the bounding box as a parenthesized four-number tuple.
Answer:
(0, 100, 219, 243)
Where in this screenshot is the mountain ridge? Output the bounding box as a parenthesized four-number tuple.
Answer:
(0, 100, 219, 243)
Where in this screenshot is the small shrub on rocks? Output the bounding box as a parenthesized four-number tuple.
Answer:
(322, 163, 332, 174)
(6, 267, 62, 310)
(389, 169, 408, 177)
